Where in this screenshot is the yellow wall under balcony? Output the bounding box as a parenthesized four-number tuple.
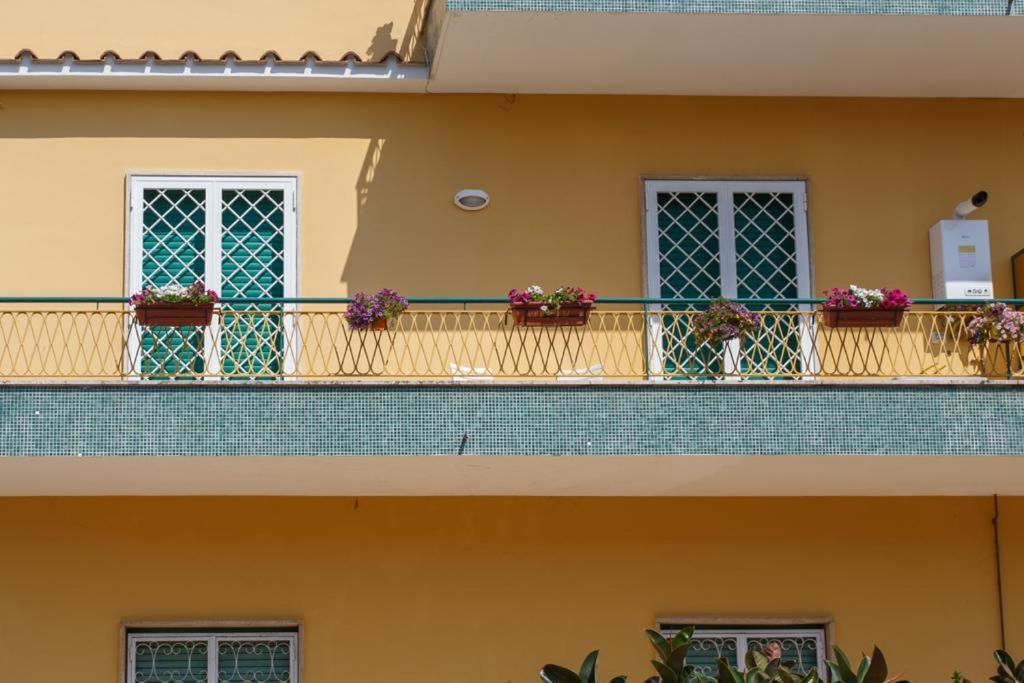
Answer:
(0, 497, 1020, 682)
(0, 92, 1022, 298)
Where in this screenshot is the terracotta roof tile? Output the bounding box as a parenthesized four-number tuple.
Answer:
(0, 50, 409, 65)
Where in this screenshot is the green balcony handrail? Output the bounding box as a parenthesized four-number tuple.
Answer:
(0, 296, 1021, 306)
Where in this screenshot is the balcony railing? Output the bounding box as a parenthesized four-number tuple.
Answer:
(0, 297, 1020, 382)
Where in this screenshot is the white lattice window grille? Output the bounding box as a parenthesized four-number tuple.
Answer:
(127, 175, 298, 379)
(643, 180, 814, 378)
(127, 630, 299, 683)
(660, 624, 826, 678)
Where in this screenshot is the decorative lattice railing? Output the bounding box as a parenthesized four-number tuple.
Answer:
(0, 298, 1020, 381)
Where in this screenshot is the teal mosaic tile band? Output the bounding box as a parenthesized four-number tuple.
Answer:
(446, 0, 1022, 14)
(1, 384, 1022, 457)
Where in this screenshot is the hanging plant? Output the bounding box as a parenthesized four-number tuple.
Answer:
(965, 302, 1024, 344)
(344, 289, 409, 331)
(692, 298, 761, 345)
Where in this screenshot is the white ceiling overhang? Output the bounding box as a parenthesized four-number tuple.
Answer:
(3, 455, 1024, 496)
(426, 10, 1024, 97)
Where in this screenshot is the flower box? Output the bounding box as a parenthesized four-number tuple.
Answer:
(821, 285, 911, 329)
(822, 308, 905, 328)
(509, 301, 594, 327)
(135, 302, 215, 327)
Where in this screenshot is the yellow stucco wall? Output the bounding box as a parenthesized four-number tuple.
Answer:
(0, 92, 1022, 299)
(0, 0, 426, 62)
(0, 496, 1020, 682)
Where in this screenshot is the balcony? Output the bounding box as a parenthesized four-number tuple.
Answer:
(426, 1, 1024, 97)
(0, 297, 1020, 382)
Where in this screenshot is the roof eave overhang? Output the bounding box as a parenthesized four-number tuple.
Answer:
(0, 53, 429, 93)
(427, 10, 1024, 97)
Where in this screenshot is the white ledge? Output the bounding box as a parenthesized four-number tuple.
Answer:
(0, 53, 429, 92)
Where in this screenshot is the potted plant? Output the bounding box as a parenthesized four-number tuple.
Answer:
(965, 302, 1024, 345)
(692, 298, 761, 345)
(130, 282, 219, 327)
(821, 285, 911, 328)
(507, 285, 596, 327)
(344, 288, 408, 331)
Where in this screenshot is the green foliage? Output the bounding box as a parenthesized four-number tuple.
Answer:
(540, 629, 906, 683)
(643, 627, 695, 683)
(826, 647, 907, 683)
(687, 645, 821, 683)
(540, 650, 627, 683)
(991, 651, 1024, 683)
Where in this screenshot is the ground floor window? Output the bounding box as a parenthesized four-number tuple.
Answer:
(127, 629, 299, 683)
(660, 623, 826, 676)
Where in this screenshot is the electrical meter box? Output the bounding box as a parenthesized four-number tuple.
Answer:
(929, 219, 993, 300)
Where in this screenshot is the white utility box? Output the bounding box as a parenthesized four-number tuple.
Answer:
(929, 219, 993, 300)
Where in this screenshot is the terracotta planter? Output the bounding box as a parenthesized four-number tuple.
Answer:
(135, 303, 214, 327)
(822, 308, 905, 328)
(509, 301, 594, 327)
(369, 318, 388, 331)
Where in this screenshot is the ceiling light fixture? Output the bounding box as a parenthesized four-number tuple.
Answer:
(454, 189, 490, 211)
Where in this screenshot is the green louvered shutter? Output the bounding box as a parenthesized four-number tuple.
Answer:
(130, 633, 296, 683)
(747, 635, 821, 675)
(134, 639, 210, 683)
(647, 181, 809, 379)
(132, 177, 295, 380)
(139, 188, 208, 378)
(652, 190, 724, 376)
(218, 188, 287, 378)
(218, 639, 293, 682)
(660, 627, 824, 678)
(732, 192, 804, 377)
(687, 636, 740, 676)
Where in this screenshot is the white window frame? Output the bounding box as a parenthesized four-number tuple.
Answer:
(126, 174, 299, 378)
(642, 179, 815, 377)
(126, 630, 300, 683)
(661, 624, 827, 677)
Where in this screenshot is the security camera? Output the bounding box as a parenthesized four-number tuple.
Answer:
(953, 191, 988, 219)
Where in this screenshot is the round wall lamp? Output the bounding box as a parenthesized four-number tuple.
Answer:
(454, 189, 490, 211)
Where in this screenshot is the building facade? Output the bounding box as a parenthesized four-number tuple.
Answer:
(1, 1, 1023, 682)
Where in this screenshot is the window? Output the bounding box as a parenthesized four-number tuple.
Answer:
(127, 175, 298, 378)
(643, 179, 813, 377)
(660, 623, 826, 677)
(127, 629, 298, 683)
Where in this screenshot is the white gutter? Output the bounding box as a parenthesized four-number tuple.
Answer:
(0, 52, 429, 92)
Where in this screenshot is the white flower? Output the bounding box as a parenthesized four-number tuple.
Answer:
(154, 284, 188, 297)
(540, 305, 549, 312)
(849, 284, 883, 308)
(526, 285, 544, 296)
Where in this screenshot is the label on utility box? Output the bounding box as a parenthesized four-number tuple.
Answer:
(964, 285, 993, 298)
(957, 244, 977, 269)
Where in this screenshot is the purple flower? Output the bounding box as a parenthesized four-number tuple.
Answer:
(344, 288, 409, 330)
(507, 285, 597, 311)
(693, 299, 761, 345)
(967, 303, 1024, 345)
